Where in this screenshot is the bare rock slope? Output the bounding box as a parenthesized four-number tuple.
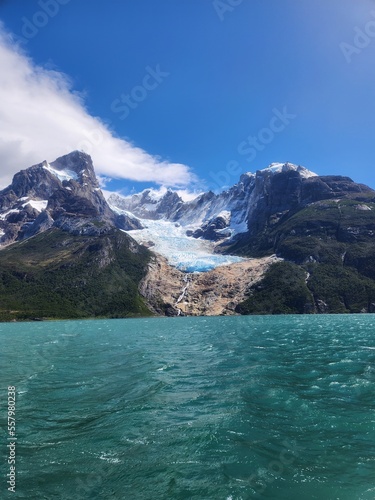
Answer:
(140, 253, 281, 316)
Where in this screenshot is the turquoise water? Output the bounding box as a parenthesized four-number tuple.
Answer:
(1, 315, 375, 499)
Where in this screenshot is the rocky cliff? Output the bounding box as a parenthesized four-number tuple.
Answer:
(0, 151, 141, 247)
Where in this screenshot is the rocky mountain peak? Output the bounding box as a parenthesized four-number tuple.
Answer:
(3, 163, 61, 204)
(46, 150, 99, 188)
(257, 162, 317, 179)
(0, 151, 140, 247)
(108, 187, 184, 220)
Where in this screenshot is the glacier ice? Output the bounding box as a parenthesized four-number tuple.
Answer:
(121, 218, 244, 272)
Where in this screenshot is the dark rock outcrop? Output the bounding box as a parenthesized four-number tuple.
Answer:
(189, 212, 232, 241)
(0, 151, 138, 246)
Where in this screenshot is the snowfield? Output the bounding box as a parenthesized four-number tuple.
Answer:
(121, 218, 244, 272)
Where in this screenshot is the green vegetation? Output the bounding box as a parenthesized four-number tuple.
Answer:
(235, 199, 375, 315)
(307, 263, 375, 313)
(236, 262, 314, 314)
(344, 243, 375, 280)
(0, 228, 152, 322)
(237, 260, 375, 315)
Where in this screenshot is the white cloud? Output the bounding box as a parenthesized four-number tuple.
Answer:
(0, 25, 197, 189)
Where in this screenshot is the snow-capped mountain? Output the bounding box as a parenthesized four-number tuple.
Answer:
(108, 162, 318, 242)
(0, 150, 250, 273)
(108, 188, 184, 221)
(2, 153, 373, 275)
(260, 162, 317, 178)
(1, 151, 375, 318)
(108, 160, 375, 271)
(105, 162, 321, 271)
(0, 151, 140, 247)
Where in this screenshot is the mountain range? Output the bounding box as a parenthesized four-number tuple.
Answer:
(0, 151, 374, 321)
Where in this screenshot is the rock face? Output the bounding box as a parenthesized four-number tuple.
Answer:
(228, 173, 375, 258)
(0, 151, 138, 246)
(243, 173, 375, 243)
(108, 189, 184, 220)
(188, 211, 232, 241)
(140, 253, 281, 316)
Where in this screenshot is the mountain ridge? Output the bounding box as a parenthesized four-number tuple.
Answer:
(109, 160, 375, 314)
(1, 152, 375, 319)
(108, 162, 375, 252)
(0, 151, 141, 248)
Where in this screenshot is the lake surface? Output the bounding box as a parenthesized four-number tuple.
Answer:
(1, 315, 375, 499)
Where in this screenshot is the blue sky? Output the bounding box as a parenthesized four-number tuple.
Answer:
(0, 0, 374, 194)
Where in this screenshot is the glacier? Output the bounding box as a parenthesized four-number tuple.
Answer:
(108, 162, 318, 272)
(120, 218, 244, 272)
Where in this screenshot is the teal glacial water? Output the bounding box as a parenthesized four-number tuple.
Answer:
(1, 315, 375, 499)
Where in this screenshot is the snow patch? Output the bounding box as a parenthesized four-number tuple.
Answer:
(125, 186, 202, 203)
(107, 204, 134, 218)
(146, 186, 169, 202)
(0, 209, 20, 220)
(264, 162, 287, 173)
(23, 200, 48, 211)
(217, 210, 231, 225)
(296, 166, 317, 179)
(355, 204, 372, 211)
(256, 162, 317, 178)
(229, 218, 248, 235)
(43, 162, 78, 183)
